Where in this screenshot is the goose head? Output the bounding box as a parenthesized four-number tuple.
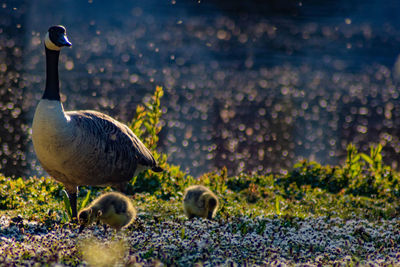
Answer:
(45, 25, 72, 51)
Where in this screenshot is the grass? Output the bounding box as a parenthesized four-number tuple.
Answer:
(1, 86, 400, 265)
(1, 152, 399, 265)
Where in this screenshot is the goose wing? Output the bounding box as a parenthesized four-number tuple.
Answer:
(66, 110, 157, 169)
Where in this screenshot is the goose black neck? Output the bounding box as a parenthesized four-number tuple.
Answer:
(42, 47, 61, 101)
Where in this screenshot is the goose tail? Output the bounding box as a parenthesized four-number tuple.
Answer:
(152, 166, 163, 172)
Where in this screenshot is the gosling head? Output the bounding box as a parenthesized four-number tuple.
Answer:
(45, 25, 72, 51)
(78, 207, 102, 233)
(204, 193, 219, 219)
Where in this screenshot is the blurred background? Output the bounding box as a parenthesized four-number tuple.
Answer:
(1, 0, 400, 178)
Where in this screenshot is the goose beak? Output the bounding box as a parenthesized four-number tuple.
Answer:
(56, 34, 72, 47)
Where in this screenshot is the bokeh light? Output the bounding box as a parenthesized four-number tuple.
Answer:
(1, 0, 400, 177)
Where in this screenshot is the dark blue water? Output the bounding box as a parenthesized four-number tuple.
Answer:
(1, 0, 400, 177)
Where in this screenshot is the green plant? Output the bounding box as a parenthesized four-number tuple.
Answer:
(198, 167, 228, 195)
(0, 176, 62, 210)
(343, 143, 363, 182)
(275, 195, 282, 215)
(129, 85, 164, 151)
(128, 86, 196, 199)
(276, 144, 400, 199)
(61, 190, 72, 220)
(60, 189, 91, 221)
(80, 189, 92, 210)
(128, 86, 170, 194)
(343, 144, 400, 198)
(360, 144, 383, 176)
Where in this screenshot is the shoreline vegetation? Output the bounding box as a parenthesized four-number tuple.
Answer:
(1, 87, 400, 266)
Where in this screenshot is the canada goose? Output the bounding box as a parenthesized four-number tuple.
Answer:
(183, 185, 219, 219)
(32, 25, 162, 218)
(78, 191, 136, 232)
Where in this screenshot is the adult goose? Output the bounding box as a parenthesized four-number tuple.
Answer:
(32, 25, 162, 218)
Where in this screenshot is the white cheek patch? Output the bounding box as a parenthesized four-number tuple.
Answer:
(45, 32, 61, 51)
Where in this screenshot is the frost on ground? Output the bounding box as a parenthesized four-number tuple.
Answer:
(0, 215, 399, 266)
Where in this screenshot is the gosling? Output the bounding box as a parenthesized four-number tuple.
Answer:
(78, 192, 136, 233)
(183, 185, 219, 219)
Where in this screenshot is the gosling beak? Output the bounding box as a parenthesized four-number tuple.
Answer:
(207, 211, 213, 220)
(56, 34, 72, 47)
(78, 224, 85, 233)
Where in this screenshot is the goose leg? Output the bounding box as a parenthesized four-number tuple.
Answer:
(65, 185, 78, 219)
(69, 192, 78, 219)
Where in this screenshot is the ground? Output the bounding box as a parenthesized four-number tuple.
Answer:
(1, 150, 400, 266)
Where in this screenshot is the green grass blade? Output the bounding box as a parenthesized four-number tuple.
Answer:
(360, 153, 373, 165)
(79, 189, 92, 211)
(180, 227, 185, 239)
(275, 195, 282, 216)
(61, 189, 72, 220)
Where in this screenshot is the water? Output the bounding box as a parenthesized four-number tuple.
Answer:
(1, 0, 400, 178)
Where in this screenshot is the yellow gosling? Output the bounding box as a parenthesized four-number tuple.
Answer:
(78, 192, 136, 232)
(183, 185, 219, 219)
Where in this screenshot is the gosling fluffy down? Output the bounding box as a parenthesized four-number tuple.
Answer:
(78, 192, 136, 232)
(183, 185, 219, 219)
